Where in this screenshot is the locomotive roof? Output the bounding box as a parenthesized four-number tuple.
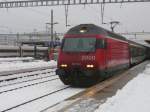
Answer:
(66, 24, 106, 35)
(66, 24, 127, 41)
(127, 39, 147, 48)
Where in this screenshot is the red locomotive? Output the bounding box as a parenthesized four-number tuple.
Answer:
(56, 24, 146, 87)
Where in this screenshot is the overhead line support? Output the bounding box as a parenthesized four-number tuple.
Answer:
(1, 0, 150, 8)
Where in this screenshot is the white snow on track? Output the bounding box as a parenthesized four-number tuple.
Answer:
(95, 63, 150, 112)
(0, 57, 34, 62)
(0, 58, 85, 112)
(1, 58, 150, 112)
(0, 73, 57, 93)
(0, 60, 57, 73)
(0, 79, 63, 111)
(0, 69, 55, 82)
(10, 87, 84, 112)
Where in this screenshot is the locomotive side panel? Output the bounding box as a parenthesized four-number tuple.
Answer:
(106, 37, 130, 75)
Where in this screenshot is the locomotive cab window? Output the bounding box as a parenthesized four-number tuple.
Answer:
(62, 37, 96, 52)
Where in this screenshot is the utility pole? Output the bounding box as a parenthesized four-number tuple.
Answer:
(46, 10, 58, 48)
(51, 10, 53, 44)
(16, 33, 19, 46)
(101, 3, 105, 24)
(65, 5, 71, 27)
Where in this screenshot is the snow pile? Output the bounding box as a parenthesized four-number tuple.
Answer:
(95, 64, 150, 112)
(0, 60, 57, 73)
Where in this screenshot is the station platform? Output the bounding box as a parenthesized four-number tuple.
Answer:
(54, 61, 149, 112)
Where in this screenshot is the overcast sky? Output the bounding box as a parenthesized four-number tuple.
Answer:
(0, 2, 150, 40)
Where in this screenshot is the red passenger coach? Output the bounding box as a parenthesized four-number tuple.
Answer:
(56, 24, 130, 87)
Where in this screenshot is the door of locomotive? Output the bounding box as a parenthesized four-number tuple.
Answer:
(96, 38, 107, 70)
(103, 38, 107, 70)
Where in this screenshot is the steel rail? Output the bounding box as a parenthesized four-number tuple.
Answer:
(0, 72, 55, 88)
(0, 65, 56, 76)
(1, 86, 70, 112)
(0, 77, 59, 94)
(0, 69, 55, 82)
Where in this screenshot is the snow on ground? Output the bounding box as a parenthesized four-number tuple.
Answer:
(95, 64, 150, 112)
(0, 57, 34, 62)
(0, 78, 63, 111)
(2, 57, 150, 112)
(0, 59, 57, 73)
(10, 87, 84, 112)
(0, 58, 85, 112)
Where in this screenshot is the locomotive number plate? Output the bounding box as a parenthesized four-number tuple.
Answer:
(81, 56, 95, 61)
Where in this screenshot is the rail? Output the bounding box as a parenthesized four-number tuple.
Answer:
(0, 65, 56, 76)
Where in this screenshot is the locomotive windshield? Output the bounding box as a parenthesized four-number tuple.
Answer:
(62, 38, 96, 52)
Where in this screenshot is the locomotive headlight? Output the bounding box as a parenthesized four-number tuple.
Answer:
(80, 29, 86, 33)
(60, 64, 68, 68)
(86, 64, 94, 68)
(79, 27, 88, 33)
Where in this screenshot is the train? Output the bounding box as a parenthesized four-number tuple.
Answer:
(0, 45, 49, 59)
(56, 24, 150, 87)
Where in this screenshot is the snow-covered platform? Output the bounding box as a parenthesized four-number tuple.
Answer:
(52, 61, 150, 112)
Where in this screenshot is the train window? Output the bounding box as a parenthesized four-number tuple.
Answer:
(62, 37, 96, 52)
(130, 45, 145, 57)
(96, 39, 106, 49)
(61, 39, 65, 49)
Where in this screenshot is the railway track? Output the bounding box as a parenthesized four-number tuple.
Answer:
(0, 73, 55, 88)
(0, 78, 84, 112)
(0, 77, 59, 94)
(0, 57, 34, 63)
(0, 65, 56, 76)
(0, 65, 85, 112)
(2, 60, 150, 112)
(1, 85, 85, 112)
(0, 67, 59, 93)
(0, 69, 56, 83)
(1, 61, 147, 112)
(0, 61, 145, 112)
(1, 86, 70, 112)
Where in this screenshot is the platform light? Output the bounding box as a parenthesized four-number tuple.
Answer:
(86, 64, 94, 68)
(60, 64, 68, 68)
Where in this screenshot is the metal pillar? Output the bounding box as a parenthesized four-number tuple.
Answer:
(34, 44, 37, 58)
(51, 10, 53, 48)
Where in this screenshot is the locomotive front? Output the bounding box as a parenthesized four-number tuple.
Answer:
(56, 24, 107, 86)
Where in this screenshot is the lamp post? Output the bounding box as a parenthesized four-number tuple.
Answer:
(46, 22, 58, 45)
